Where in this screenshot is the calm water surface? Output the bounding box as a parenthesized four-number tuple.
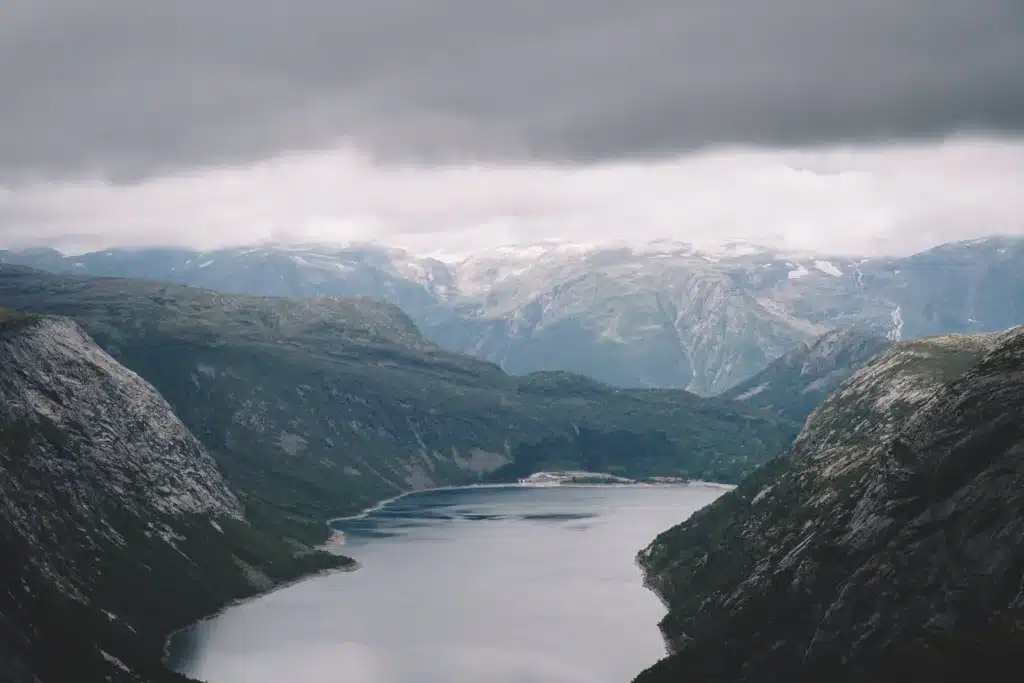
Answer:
(170, 484, 725, 683)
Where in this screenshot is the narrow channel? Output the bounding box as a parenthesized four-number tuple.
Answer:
(170, 484, 725, 683)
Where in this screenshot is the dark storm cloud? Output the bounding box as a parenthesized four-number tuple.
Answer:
(3, 0, 1023, 178)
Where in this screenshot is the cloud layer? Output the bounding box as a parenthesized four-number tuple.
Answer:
(2, 137, 1021, 257)
(3, 1, 1023, 178)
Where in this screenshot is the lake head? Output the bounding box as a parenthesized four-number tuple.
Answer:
(169, 484, 725, 683)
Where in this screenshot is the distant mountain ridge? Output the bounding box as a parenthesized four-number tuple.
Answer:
(0, 266, 800, 681)
(722, 328, 893, 425)
(3, 235, 1022, 394)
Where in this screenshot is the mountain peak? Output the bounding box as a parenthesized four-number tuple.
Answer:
(3, 236, 1022, 395)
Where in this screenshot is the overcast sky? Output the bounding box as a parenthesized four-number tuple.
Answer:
(2, 1, 1023, 255)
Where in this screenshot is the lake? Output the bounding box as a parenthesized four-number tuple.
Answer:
(169, 483, 726, 683)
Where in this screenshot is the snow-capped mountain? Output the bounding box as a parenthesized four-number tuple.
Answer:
(3, 236, 1022, 394)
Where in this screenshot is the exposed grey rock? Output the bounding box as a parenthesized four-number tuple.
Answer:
(635, 326, 1024, 682)
(721, 328, 892, 425)
(0, 265, 796, 529)
(0, 311, 347, 683)
(4, 236, 1021, 395)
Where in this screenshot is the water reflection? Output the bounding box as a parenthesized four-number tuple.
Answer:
(170, 484, 725, 683)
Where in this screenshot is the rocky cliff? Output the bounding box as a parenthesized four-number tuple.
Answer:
(635, 326, 1024, 682)
(721, 328, 892, 425)
(0, 311, 347, 683)
(0, 266, 795, 533)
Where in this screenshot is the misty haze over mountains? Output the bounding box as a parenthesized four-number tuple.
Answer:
(4, 235, 1022, 394)
(3, 2, 1024, 682)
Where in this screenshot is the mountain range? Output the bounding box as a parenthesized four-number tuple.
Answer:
(721, 328, 893, 425)
(4, 235, 1022, 394)
(1, 260, 1022, 681)
(0, 264, 794, 530)
(1, 233, 1022, 683)
(636, 326, 1024, 682)
(0, 262, 802, 682)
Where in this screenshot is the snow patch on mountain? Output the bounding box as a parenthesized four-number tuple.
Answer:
(814, 260, 843, 277)
(734, 383, 769, 400)
(787, 264, 811, 279)
(692, 239, 772, 258)
(634, 240, 691, 252)
(886, 306, 904, 342)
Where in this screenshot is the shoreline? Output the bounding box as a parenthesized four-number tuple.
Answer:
(163, 477, 731, 674)
(162, 560, 360, 671)
(326, 482, 520, 525)
(326, 478, 734, 527)
(162, 484, 514, 672)
(320, 482, 523, 548)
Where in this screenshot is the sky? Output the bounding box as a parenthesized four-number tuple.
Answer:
(1, 0, 1023, 256)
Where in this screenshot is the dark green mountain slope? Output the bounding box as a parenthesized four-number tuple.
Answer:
(635, 327, 1024, 682)
(0, 312, 348, 683)
(721, 328, 892, 425)
(0, 266, 795, 531)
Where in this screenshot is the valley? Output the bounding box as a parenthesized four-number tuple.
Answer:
(5, 236, 1022, 395)
(0, 265, 793, 682)
(169, 484, 728, 683)
(0, 250, 1021, 683)
(3, 4, 1022, 682)
(636, 326, 1024, 682)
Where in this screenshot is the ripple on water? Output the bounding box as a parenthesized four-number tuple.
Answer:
(171, 484, 726, 683)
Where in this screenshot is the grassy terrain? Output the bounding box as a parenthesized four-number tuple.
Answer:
(0, 266, 797, 683)
(0, 308, 39, 335)
(0, 265, 798, 534)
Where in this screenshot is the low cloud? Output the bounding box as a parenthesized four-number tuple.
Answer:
(2, 1, 1022, 178)
(1, 137, 1021, 257)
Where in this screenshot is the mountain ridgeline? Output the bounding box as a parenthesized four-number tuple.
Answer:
(0, 268, 798, 683)
(4, 236, 1022, 395)
(0, 312, 350, 682)
(1, 253, 1021, 683)
(721, 328, 893, 425)
(0, 265, 795, 530)
(635, 326, 1024, 682)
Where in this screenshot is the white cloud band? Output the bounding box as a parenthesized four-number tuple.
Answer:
(1, 136, 1021, 257)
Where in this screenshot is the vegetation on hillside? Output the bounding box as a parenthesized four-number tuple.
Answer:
(0, 265, 797, 532)
(0, 314, 354, 683)
(634, 329, 1024, 683)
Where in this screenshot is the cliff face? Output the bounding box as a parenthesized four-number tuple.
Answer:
(0, 313, 345, 683)
(721, 328, 892, 426)
(0, 314, 240, 527)
(0, 265, 795, 530)
(635, 327, 1024, 682)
